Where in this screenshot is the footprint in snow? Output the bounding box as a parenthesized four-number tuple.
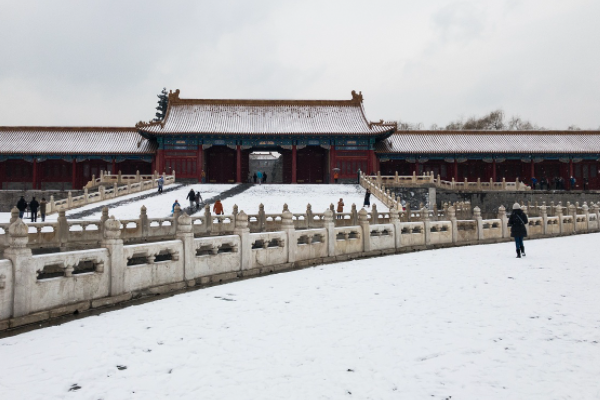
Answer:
(117, 365, 127, 370)
(69, 384, 81, 392)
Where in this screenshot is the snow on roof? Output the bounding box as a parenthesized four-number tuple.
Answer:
(137, 90, 396, 136)
(0, 127, 156, 155)
(377, 130, 600, 154)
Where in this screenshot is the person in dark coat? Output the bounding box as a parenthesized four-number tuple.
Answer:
(29, 197, 40, 222)
(253, 172, 257, 184)
(39, 197, 48, 222)
(195, 191, 203, 210)
(507, 203, 528, 258)
(186, 188, 196, 209)
(263, 172, 268, 184)
(363, 189, 371, 207)
(16, 196, 27, 219)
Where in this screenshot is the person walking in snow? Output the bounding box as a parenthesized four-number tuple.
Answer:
(29, 197, 40, 222)
(16, 196, 27, 219)
(256, 171, 263, 185)
(186, 188, 196, 209)
(336, 198, 344, 219)
(508, 203, 528, 258)
(213, 199, 224, 215)
(363, 189, 371, 207)
(171, 200, 181, 214)
(263, 171, 268, 184)
(157, 176, 164, 194)
(253, 172, 257, 184)
(195, 190, 203, 210)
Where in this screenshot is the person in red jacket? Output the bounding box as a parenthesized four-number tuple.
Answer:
(213, 199, 224, 215)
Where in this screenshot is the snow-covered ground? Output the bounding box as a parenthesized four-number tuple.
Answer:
(1, 233, 599, 399)
(216, 184, 385, 216)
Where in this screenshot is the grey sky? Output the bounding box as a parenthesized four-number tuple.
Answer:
(1, 0, 599, 129)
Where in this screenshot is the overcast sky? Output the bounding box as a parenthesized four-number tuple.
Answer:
(1, 0, 599, 129)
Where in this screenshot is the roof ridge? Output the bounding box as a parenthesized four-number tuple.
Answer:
(0, 126, 137, 131)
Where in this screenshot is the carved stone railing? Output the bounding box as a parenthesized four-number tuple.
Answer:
(361, 171, 531, 192)
(45, 172, 176, 215)
(84, 170, 176, 189)
(2, 201, 600, 330)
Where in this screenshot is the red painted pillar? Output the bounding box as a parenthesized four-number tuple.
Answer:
(492, 160, 497, 182)
(569, 159, 574, 189)
(71, 160, 77, 189)
(112, 159, 117, 174)
(197, 146, 203, 183)
(156, 149, 164, 173)
(329, 146, 336, 183)
(236, 145, 242, 183)
(32, 159, 38, 190)
(292, 145, 297, 183)
(371, 150, 379, 174)
(530, 160, 535, 181)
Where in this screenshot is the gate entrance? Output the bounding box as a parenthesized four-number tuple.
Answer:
(206, 146, 237, 183)
(296, 146, 327, 183)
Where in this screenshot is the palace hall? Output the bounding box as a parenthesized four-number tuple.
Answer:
(1, 90, 600, 190)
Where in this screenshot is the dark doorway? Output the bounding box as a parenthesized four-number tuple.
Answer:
(297, 146, 327, 183)
(206, 146, 237, 183)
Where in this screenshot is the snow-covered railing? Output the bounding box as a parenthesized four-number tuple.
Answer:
(2, 201, 600, 330)
(84, 170, 176, 189)
(361, 171, 531, 192)
(48, 172, 176, 215)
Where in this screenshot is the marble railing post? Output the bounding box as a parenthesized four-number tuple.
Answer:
(351, 204, 358, 226)
(99, 185, 105, 200)
(358, 208, 370, 252)
(67, 191, 73, 208)
(474, 207, 483, 241)
(57, 210, 69, 250)
(258, 204, 266, 232)
(390, 207, 401, 250)
(423, 207, 431, 245)
(102, 216, 125, 296)
(83, 188, 89, 204)
(140, 206, 149, 238)
(593, 203, 600, 231)
(569, 204, 577, 233)
(4, 219, 33, 317)
(175, 212, 195, 284)
(498, 206, 508, 238)
(49, 195, 55, 214)
(556, 206, 564, 235)
(234, 211, 251, 271)
(281, 208, 296, 263)
(324, 209, 335, 257)
(203, 205, 212, 234)
(582, 203, 589, 233)
(306, 204, 313, 229)
(540, 204, 548, 235)
(330, 203, 336, 222)
(371, 204, 378, 224)
(9, 207, 19, 224)
(448, 206, 458, 243)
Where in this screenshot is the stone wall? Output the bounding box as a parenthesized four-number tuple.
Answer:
(437, 190, 600, 218)
(1, 201, 599, 331)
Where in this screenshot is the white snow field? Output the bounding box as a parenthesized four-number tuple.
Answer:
(1, 234, 599, 399)
(222, 184, 385, 215)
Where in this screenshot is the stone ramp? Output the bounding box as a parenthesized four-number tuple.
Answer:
(184, 183, 253, 216)
(67, 184, 184, 219)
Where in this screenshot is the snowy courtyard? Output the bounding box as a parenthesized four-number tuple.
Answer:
(1, 233, 599, 399)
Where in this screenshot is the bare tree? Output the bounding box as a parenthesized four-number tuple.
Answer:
(397, 120, 424, 130)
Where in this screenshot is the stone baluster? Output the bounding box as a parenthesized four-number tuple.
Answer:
(540, 204, 548, 235)
(258, 203, 266, 232)
(473, 206, 483, 241)
(175, 212, 195, 285)
(330, 203, 336, 223)
(117, 170, 122, 185)
(99, 185, 105, 201)
(4, 219, 33, 318)
(112, 182, 118, 197)
(233, 211, 251, 271)
(582, 203, 589, 233)
(204, 204, 212, 234)
(371, 204, 378, 224)
(390, 207, 401, 250)
(83, 187, 89, 204)
(358, 208, 371, 252)
(9, 207, 19, 224)
(102, 216, 125, 296)
(140, 205, 149, 238)
(350, 203, 358, 226)
(448, 206, 458, 243)
(423, 207, 431, 245)
(556, 205, 564, 235)
(232, 204, 238, 227)
(498, 205, 508, 238)
(57, 210, 69, 250)
(324, 209, 335, 257)
(67, 191, 73, 209)
(569, 204, 577, 233)
(281, 207, 296, 263)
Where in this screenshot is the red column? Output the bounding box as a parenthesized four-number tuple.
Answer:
(371, 150, 379, 174)
(112, 159, 117, 174)
(236, 145, 242, 183)
(292, 145, 297, 183)
(156, 149, 164, 173)
(569, 159, 574, 189)
(197, 146, 203, 183)
(492, 160, 497, 182)
(32, 159, 38, 190)
(71, 160, 77, 189)
(530, 160, 535, 181)
(329, 146, 336, 183)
